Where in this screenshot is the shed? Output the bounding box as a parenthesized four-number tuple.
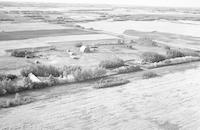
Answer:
(70, 55, 79, 59)
(28, 73, 41, 83)
(80, 46, 90, 53)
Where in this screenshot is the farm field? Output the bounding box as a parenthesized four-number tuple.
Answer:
(124, 30, 200, 51)
(0, 22, 72, 32)
(0, 29, 97, 41)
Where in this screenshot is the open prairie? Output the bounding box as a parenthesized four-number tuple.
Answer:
(1, 2, 200, 130)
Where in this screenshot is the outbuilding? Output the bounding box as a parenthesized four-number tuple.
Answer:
(28, 73, 41, 83)
(80, 45, 90, 53)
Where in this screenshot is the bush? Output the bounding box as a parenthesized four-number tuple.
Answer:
(19, 66, 106, 93)
(181, 50, 199, 57)
(0, 93, 33, 108)
(0, 79, 18, 95)
(0, 66, 107, 97)
(63, 65, 82, 76)
(23, 77, 50, 89)
(0, 87, 6, 96)
(144, 56, 200, 69)
(166, 49, 185, 58)
(114, 65, 142, 74)
(23, 77, 32, 89)
(143, 72, 158, 79)
(73, 67, 107, 82)
(11, 50, 34, 58)
(141, 52, 166, 63)
(11, 50, 26, 57)
(91, 67, 107, 79)
(1, 80, 17, 94)
(94, 78, 129, 89)
(47, 75, 58, 86)
(0, 74, 7, 82)
(73, 69, 91, 82)
(0, 74, 17, 81)
(0, 74, 6, 81)
(62, 66, 107, 82)
(137, 37, 158, 46)
(6, 74, 18, 80)
(20, 65, 62, 77)
(99, 58, 125, 69)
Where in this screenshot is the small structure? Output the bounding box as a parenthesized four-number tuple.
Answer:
(35, 60, 40, 64)
(28, 73, 41, 83)
(126, 45, 133, 49)
(80, 45, 90, 53)
(90, 46, 98, 51)
(117, 39, 125, 44)
(70, 55, 79, 59)
(69, 51, 75, 56)
(67, 49, 75, 56)
(130, 40, 136, 44)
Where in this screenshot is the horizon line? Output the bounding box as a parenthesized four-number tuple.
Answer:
(0, 1, 200, 8)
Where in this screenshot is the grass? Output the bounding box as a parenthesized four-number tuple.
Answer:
(20, 64, 62, 77)
(141, 52, 166, 63)
(143, 72, 159, 79)
(0, 93, 33, 108)
(99, 58, 125, 69)
(94, 78, 129, 89)
(114, 65, 142, 74)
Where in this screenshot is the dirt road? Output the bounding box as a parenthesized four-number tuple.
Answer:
(1, 66, 200, 130)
